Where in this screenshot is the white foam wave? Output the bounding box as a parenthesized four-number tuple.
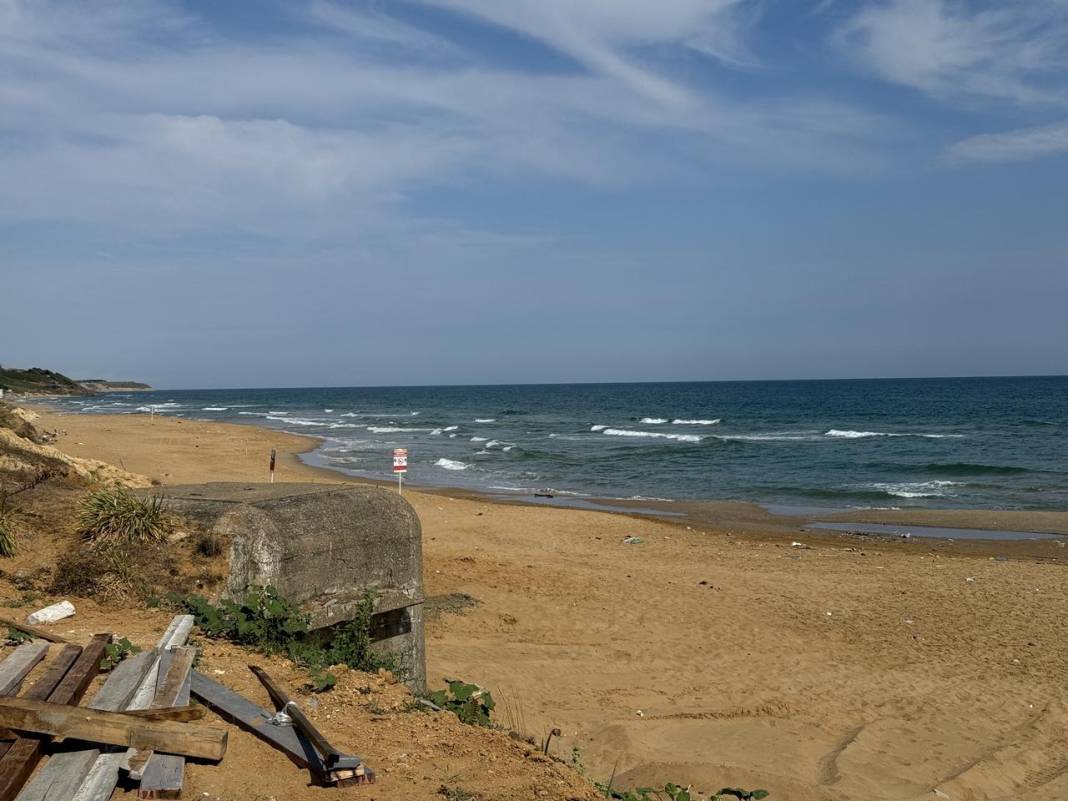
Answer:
(640, 417, 668, 424)
(602, 428, 703, 443)
(673, 418, 721, 425)
(368, 426, 432, 434)
(474, 418, 496, 423)
(590, 425, 609, 432)
(202, 407, 229, 411)
(869, 480, 962, 498)
(826, 429, 964, 439)
(430, 428, 443, 435)
(435, 458, 469, 471)
(340, 412, 359, 417)
(324, 408, 334, 413)
(470, 436, 488, 442)
(715, 432, 820, 442)
(267, 415, 320, 426)
(443, 425, 459, 431)
(238, 411, 268, 416)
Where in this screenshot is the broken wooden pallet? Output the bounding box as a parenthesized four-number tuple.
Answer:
(0, 634, 110, 801)
(75, 615, 194, 801)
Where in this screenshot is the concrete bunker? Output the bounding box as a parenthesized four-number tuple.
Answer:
(155, 482, 425, 691)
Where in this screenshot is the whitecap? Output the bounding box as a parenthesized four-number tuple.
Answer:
(202, 407, 229, 411)
(430, 428, 443, 435)
(602, 428, 703, 443)
(826, 429, 964, 439)
(672, 418, 721, 425)
(368, 426, 432, 434)
(640, 417, 668, 424)
(590, 425, 609, 432)
(267, 415, 320, 426)
(868, 481, 961, 498)
(474, 418, 496, 423)
(324, 408, 334, 413)
(435, 458, 468, 471)
(443, 425, 459, 432)
(470, 436, 488, 442)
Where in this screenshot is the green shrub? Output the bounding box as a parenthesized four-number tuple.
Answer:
(426, 679, 495, 727)
(101, 637, 139, 671)
(167, 585, 402, 678)
(78, 488, 173, 545)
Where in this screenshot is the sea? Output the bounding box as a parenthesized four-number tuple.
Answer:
(44, 376, 1068, 511)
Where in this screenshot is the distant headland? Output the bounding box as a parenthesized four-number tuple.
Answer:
(0, 364, 151, 396)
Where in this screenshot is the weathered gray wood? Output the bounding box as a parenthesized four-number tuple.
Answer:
(71, 616, 194, 801)
(0, 644, 49, 696)
(130, 646, 195, 794)
(190, 670, 327, 774)
(15, 650, 156, 801)
(0, 636, 109, 801)
(0, 696, 227, 760)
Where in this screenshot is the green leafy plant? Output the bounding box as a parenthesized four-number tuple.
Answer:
(305, 669, 337, 693)
(101, 637, 140, 671)
(78, 488, 174, 545)
(5, 627, 32, 645)
(715, 790, 769, 800)
(167, 585, 402, 677)
(425, 679, 495, 727)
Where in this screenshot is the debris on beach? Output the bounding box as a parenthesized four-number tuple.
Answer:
(0, 613, 372, 800)
(622, 536, 643, 544)
(26, 599, 75, 625)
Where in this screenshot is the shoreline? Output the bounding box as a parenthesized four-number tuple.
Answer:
(37, 405, 1068, 567)
(17, 404, 1068, 799)
(30, 404, 1068, 557)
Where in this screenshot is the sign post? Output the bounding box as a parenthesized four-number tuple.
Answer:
(393, 448, 408, 494)
(269, 448, 276, 483)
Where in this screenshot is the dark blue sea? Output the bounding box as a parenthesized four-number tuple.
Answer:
(48, 377, 1068, 511)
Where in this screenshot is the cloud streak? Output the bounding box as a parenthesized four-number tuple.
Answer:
(948, 118, 1068, 162)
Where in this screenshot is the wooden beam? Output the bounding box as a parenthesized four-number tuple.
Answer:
(0, 618, 68, 644)
(125, 706, 205, 723)
(0, 644, 49, 697)
(0, 697, 227, 761)
(15, 650, 156, 801)
(0, 642, 87, 801)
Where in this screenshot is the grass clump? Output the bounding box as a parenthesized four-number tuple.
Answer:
(78, 487, 173, 545)
(0, 493, 20, 557)
(167, 585, 403, 679)
(101, 637, 140, 671)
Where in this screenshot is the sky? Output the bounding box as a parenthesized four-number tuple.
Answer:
(2, 0, 1067, 389)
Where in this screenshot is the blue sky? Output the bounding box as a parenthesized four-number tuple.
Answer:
(3, 0, 1067, 388)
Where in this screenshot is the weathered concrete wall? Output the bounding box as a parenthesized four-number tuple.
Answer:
(153, 482, 425, 691)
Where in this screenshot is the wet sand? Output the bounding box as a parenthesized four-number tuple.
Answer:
(27, 408, 1068, 800)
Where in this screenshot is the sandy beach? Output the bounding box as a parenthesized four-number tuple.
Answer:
(24, 408, 1068, 800)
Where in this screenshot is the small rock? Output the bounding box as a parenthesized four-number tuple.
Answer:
(622, 536, 643, 544)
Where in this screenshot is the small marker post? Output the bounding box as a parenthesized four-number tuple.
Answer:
(393, 448, 408, 495)
(269, 448, 276, 483)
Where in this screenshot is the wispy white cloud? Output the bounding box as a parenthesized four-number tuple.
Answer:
(409, 0, 762, 105)
(837, 0, 1068, 105)
(948, 118, 1068, 162)
(0, 0, 900, 239)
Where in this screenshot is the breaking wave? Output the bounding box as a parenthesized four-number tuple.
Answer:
(602, 428, 703, 443)
(435, 458, 469, 471)
(673, 418, 721, 425)
(826, 429, 964, 439)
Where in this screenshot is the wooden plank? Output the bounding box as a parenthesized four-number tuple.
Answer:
(72, 615, 194, 801)
(0, 618, 68, 644)
(127, 648, 190, 779)
(0, 697, 227, 761)
(0, 645, 49, 697)
(0, 642, 87, 801)
(15, 650, 156, 801)
(249, 665, 343, 766)
(0, 644, 69, 761)
(189, 670, 327, 773)
(135, 648, 195, 797)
